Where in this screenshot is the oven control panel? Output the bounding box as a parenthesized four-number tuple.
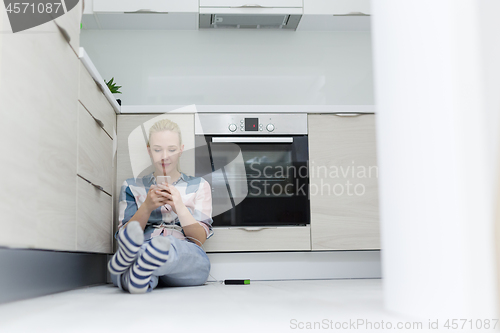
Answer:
(228, 118, 271, 132)
(196, 114, 307, 135)
(228, 118, 268, 132)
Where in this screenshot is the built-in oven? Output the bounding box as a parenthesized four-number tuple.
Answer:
(195, 113, 309, 228)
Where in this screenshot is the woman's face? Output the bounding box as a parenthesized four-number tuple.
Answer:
(148, 130, 184, 175)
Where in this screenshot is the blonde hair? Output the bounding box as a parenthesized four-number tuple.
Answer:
(147, 118, 183, 173)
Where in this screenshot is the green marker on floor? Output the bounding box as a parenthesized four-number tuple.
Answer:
(224, 279, 250, 285)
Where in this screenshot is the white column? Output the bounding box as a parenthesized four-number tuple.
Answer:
(371, 0, 500, 318)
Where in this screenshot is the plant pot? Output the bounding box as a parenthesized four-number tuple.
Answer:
(116, 98, 121, 106)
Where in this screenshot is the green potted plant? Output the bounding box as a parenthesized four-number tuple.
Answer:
(104, 77, 122, 105)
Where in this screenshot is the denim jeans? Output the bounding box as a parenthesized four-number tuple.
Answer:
(109, 235, 211, 293)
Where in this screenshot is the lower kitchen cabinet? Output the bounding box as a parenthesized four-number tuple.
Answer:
(116, 113, 379, 253)
(1, 4, 116, 253)
(308, 114, 380, 250)
(202, 226, 311, 252)
(0, 18, 78, 251)
(115, 113, 195, 252)
(76, 175, 113, 253)
(78, 61, 116, 138)
(77, 102, 113, 195)
(76, 101, 114, 253)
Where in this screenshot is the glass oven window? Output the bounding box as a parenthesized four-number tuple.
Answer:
(196, 135, 310, 227)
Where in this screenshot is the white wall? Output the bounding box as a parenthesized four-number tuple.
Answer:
(80, 30, 373, 105)
(372, 0, 500, 319)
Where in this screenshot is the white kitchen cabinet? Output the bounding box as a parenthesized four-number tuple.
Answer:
(76, 175, 113, 253)
(93, 0, 198, 13)
(83, 0, 93, 14)
(0, 18, 78, 251)
(78, 62, 116, 138)
(202, 226, 310, 252)
(77, 103, 113, 195)
(86, 0, 198, 30)
(297, 0, 371, 31)
(303, 0, 371, 15)
(308, 114, 380, 250)
(54, 0, 83, 56)
(76, 64, 116, 253)
(0, 4, 116, 254)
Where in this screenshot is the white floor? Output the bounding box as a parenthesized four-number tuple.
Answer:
(0, 279, 468, 333)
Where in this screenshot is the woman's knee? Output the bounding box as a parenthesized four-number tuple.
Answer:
(199, 260, 210, 283)
(195, 258, 211, 284)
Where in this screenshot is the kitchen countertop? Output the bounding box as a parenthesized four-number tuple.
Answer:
(119, 104, 375, 114)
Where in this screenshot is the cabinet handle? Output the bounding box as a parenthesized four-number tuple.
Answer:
(231, 4, 266, 8)
(92, 183, 104, 191)
(212, 137, 293, 143)
(124, 9, 168, 14)
(241, 227, 277, 231)
(333, 12, 370, 16)
(77, 174, 110, 196)
(334, 113, 364, 117)
(94, 117, 105, 129)
(54, 21, 71, 43)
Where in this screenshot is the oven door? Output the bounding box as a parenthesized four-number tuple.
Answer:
(195, 135, 309, 227)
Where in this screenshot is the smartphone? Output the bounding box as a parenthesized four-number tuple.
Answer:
(156, 175, 171, 186)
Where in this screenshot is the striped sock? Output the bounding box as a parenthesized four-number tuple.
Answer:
(122, 236, 171, 294)
(108, 221, 144, 275)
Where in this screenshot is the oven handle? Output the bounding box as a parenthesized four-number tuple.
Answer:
(212, 137, 293, 143)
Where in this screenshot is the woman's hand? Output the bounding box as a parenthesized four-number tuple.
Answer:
(143, 184, 169, 212)
(155, 183, 185, 215)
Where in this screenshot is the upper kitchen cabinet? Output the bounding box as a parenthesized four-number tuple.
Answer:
(82, 0, 199, 29)
(297, 0, 371, 31)
(93, 0, 196, 12)
(54, 0, 84, 55)
(308, 114, 380, 251)
(303, 0, 370, 15)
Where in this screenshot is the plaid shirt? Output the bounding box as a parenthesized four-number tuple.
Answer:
(115, 171, 214, 244)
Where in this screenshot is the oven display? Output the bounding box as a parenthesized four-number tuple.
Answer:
(244, 118, 259, 131)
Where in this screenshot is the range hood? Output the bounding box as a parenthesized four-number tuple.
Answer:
(199, 1, 303, 30)
(199, 13, 301, 29)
